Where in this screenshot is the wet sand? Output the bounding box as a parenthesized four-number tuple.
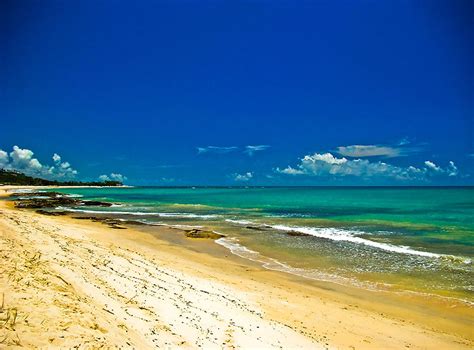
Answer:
(0, 186, 472, 349)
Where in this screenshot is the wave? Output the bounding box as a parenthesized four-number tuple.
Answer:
(169, 224, 205, 229)
(216, 237, 474, 306)
(16, 195, 52, 200)
(9, 189, 35, 194)
(215, 237, 374, 288)
(271, 224, 442, 258)
(14, 193, 83, 200)
(56, 207, 220, 219)
(225, 219, 455, 259)
(62, 193, 84, 198)
(216, 237, 260, 257)
(137, 221, 204, 229)
(225, 219, 254, 225)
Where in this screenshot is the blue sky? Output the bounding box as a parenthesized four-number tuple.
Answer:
(1, 0, 472, 185)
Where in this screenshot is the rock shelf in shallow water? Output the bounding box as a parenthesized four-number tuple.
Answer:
(11, 191, 113, 209)
(35, 210, 68, 216)
(184, 229, 225, 239)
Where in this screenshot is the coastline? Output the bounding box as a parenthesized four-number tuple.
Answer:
(1, 186, 473, 349)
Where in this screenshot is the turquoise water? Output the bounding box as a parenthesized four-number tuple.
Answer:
(51, 187, 474, 302)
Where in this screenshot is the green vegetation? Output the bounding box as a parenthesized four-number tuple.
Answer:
(0, 169, 122, 186)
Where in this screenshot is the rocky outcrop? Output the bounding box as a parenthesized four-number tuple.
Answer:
(81, 201, 113, 207)
(11, 191, 64, 198)
(285, 231, 309, 237)
(72, 216, 127, 230)
(245, 225, 271, 231)
(12, 192, 113, 209)
(35, 210, 68, 216)
(15, 197, 79, 208)
(184, 229, 224, 239)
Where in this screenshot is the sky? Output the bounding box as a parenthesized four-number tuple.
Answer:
(1, 0, 473, 185)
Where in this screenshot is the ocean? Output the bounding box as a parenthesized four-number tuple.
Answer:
(50, 186, 473, 304)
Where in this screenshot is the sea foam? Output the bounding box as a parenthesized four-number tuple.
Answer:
(56, 207, 219, 219)
(225, 219, 443, 258)
(215, 237, 373, 289)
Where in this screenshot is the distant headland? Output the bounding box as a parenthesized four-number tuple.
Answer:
(0, 169, 123, 187)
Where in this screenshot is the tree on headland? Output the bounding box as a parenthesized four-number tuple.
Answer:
(0, 169, 123, 186)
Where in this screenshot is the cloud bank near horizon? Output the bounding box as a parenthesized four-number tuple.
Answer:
(335, 143, 420, 158)
(232, 172, 253, 181)
(1, 143, 467, 185)
(277, 152, 459, 181)
(99, 173, 128, 182)
(0, 145, 126, 183)
(0, 145, 78, 180)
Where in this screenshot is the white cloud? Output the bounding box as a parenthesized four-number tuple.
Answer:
(336, 141, 423, 158)
(1, 145, 131, 183)
(110, 173, 127, 182)
(424, 160, 441, 172)
(197, 146, 238, 154)
(277, 152, 459, 181)
(448, 161, 458, 177)
(424, 160, 459, 177)
(311, 153, 348, 165)
(244, 145, 270, 156)
(0, 150, 8, 167)
(277, 166, 305, 175)
(29, 158, 43, 170)
(60, 161, 71, 169)
(398, 137, 410, 146)
(10, 145, 42, 170)
(99, 173, 127, 183)
(233, 172, 253, 181)
(336, 145, 402, 158)
(0, 146, 78, 179)
(197, 145, 270, 156)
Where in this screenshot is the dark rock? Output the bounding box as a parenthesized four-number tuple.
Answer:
(121, 220, 148, 226)
(13, 193, 114, 209)
(102, 219, 121, 225)
(245, 225, 267, 231)
(10, 191, 63, 198)
(15, 197, 80, 208)
(184, 229, 224, 239)
(108, 224, 127, 229)
(72, 216, 127, 230)
(35, 210, 68, 216)
(80, 201, 113, 207)
(285, 231, 309, 237)
(73, 216, 98, 220)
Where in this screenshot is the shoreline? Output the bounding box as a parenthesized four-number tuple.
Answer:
(1, 186, 473, 349)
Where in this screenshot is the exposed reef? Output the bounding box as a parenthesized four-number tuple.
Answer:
(244, 224, 309, 237)
(71, 216, 127, 229)
(13, 191, 225, 238)
(184, 229, 225, 239)
(285, 230, 310, 237)
(35, 210, 68, 216)
(11, 191, 113, 209)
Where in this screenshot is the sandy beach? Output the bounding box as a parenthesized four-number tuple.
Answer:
(0, 186, 472, 349)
